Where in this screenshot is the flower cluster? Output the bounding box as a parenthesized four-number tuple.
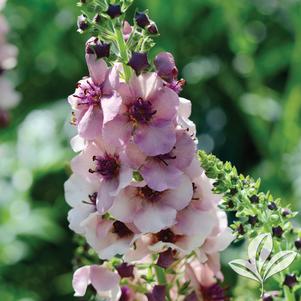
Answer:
(65, 1, 233, 300)
(65, 38, 232, 301)
(0, 0, 19, 128)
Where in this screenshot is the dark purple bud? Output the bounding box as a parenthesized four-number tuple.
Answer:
(157, 248, 175, 269)
(119, 286, 132, 301)
(77, 14, 89, 32)
(284, 274, 298, 289)
(227, 200, 234, 209)
(128, 52, 150, 74)
(146, 285, 166, 301)
(154, 52, 178, 83)
(272, 226, 283, 238)
(248, 215, 258, 227)
(262, 294, 273, 301)
(184, 292, 198, 301)
(237, 224, 245, 235)
(250, 194, 259, 204)
(201, 283, 228, 301)
(135, 11, 151, 28)
(282, 208, 292, 217)
(147, 22, 159, 35)
(107, 4, 122, 19)
(268, 202, 277, 210)
(86, 38, 110, 59)
(0, 109, 9, 128)
(295, 239, 301, 250)
(93, 14, 101, 24)
(116, 263, 134, 278)
(230, 188, 238, 195)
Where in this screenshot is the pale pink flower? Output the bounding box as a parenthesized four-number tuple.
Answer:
(64, 174, 99, 234)
(103, 72, 179, 156)
(68, 39, 121, 140)
(124, 206, 216, 261)
(72, 265, 121, 299)
(177, 97, 197, 142)
(109, 175, 193, 233)
(82, 212, 138, 260)
(198, 210, 234, 279)
(71, 139, 133, 214)
(191, 172, 222, 211)
(125, 129, 196, 191)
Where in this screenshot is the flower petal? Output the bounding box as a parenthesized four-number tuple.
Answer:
(134, 122, 176, 156)
(140, 161, 182, 192)
(135, 203, 177, 233)
(90, 265, 120, 292)
(152, 87, 178, 121)
(103, 116, 132, 147)
(85, 55, 108, 85)
(101, 93, 122, 124)
(78, 105, 103, 140)
(72, 266, 91, 297)
(162, 175, 193, 210)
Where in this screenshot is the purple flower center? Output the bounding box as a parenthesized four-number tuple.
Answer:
(113, 221, 133, 238)
(90, 154, 120, 180)
(156, 229, 176, 243)
(139, 186, 161, 202)
(73, 80, 102, 107)
(128, 97, 156, 124)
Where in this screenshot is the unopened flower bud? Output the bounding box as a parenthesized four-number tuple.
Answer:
(86, 38, 110, 59)
(147, 22, 159, 35)
(77, 14, 89, 32)
(250, 194, 259, 204)
(263, 295, 273, 301)
(107, 4, 122, 19)
(146, 285, 166, 301)
(128, 52, 150, 74)
(282, 208, 291, 217)
(157, 248, 175, 269)
(116, 263, 134, 278)
(268, 202, 277, 210)
(272, 226, 283, 238)
(154, 52, 178, 83)
(295, 239, 301, 250)
(248, 215, 258, 227)
(135, 11, 150, 28)
(93, 14, 101, 24)
(283, 274, 298, 289)
(237, 224, 245, 235)
(230, 188, 238, 195)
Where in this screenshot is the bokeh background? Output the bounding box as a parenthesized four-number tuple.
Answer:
(1, 0, 301, 300)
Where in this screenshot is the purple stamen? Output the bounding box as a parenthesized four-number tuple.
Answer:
(90, 154, 120, 180)
(128, 98, 156, 124)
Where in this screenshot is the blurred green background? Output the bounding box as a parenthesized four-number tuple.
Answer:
(0, 0, 301, 300)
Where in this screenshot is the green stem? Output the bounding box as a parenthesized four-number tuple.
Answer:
(154, 265, 171, 301)
(115, 27, 132, 82)
(284, 286, 296, 301)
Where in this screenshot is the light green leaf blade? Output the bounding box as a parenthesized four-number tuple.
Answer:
(263, 251, 297, 281)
